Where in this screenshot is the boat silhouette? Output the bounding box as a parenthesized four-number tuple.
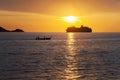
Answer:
(66, 25, 92, 32)
(35, 36, 51, 40)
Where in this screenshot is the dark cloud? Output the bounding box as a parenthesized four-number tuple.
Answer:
(0, 0, 120, 15)
(83, 0, 120, 12)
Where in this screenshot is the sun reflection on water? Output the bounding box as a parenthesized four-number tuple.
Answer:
(64, 33, 81, 80)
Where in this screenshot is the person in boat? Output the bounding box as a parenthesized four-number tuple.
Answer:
(35, 36, 51, 40)
(36, 36, 39, 40)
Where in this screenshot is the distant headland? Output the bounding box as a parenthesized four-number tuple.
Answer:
(0, 26, 24, 32)
(66, 25, 92, 32)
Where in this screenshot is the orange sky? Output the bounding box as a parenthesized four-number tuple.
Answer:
(0, 0, 120, 32)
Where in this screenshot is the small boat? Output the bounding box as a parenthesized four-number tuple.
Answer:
(35, 36, 51, 40)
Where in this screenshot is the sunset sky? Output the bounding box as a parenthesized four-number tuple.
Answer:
(0, 0, 120, 32)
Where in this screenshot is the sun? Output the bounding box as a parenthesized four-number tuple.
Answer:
(63, 16, 78, 23)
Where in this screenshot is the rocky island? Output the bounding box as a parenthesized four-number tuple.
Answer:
(66, 25, 92, 32)
(0, 27, 24, 32)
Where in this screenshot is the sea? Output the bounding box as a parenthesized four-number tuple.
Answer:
(0, 32, 120, 80)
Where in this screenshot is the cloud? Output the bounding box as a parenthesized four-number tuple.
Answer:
(83, 0, 120, 12)
(0, 0, 120, 15)
(0, 10, 58, 20)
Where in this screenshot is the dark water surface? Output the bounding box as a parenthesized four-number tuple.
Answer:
(0, 32, 120, 80)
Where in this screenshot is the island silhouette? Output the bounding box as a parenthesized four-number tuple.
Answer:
(0, 26, 24, 32)
(66, 25, 92, 32)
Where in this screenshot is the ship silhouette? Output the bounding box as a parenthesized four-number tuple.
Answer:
(66, 25, 92, 32)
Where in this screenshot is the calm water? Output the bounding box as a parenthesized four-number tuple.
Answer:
(0, 32, 120, 80)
